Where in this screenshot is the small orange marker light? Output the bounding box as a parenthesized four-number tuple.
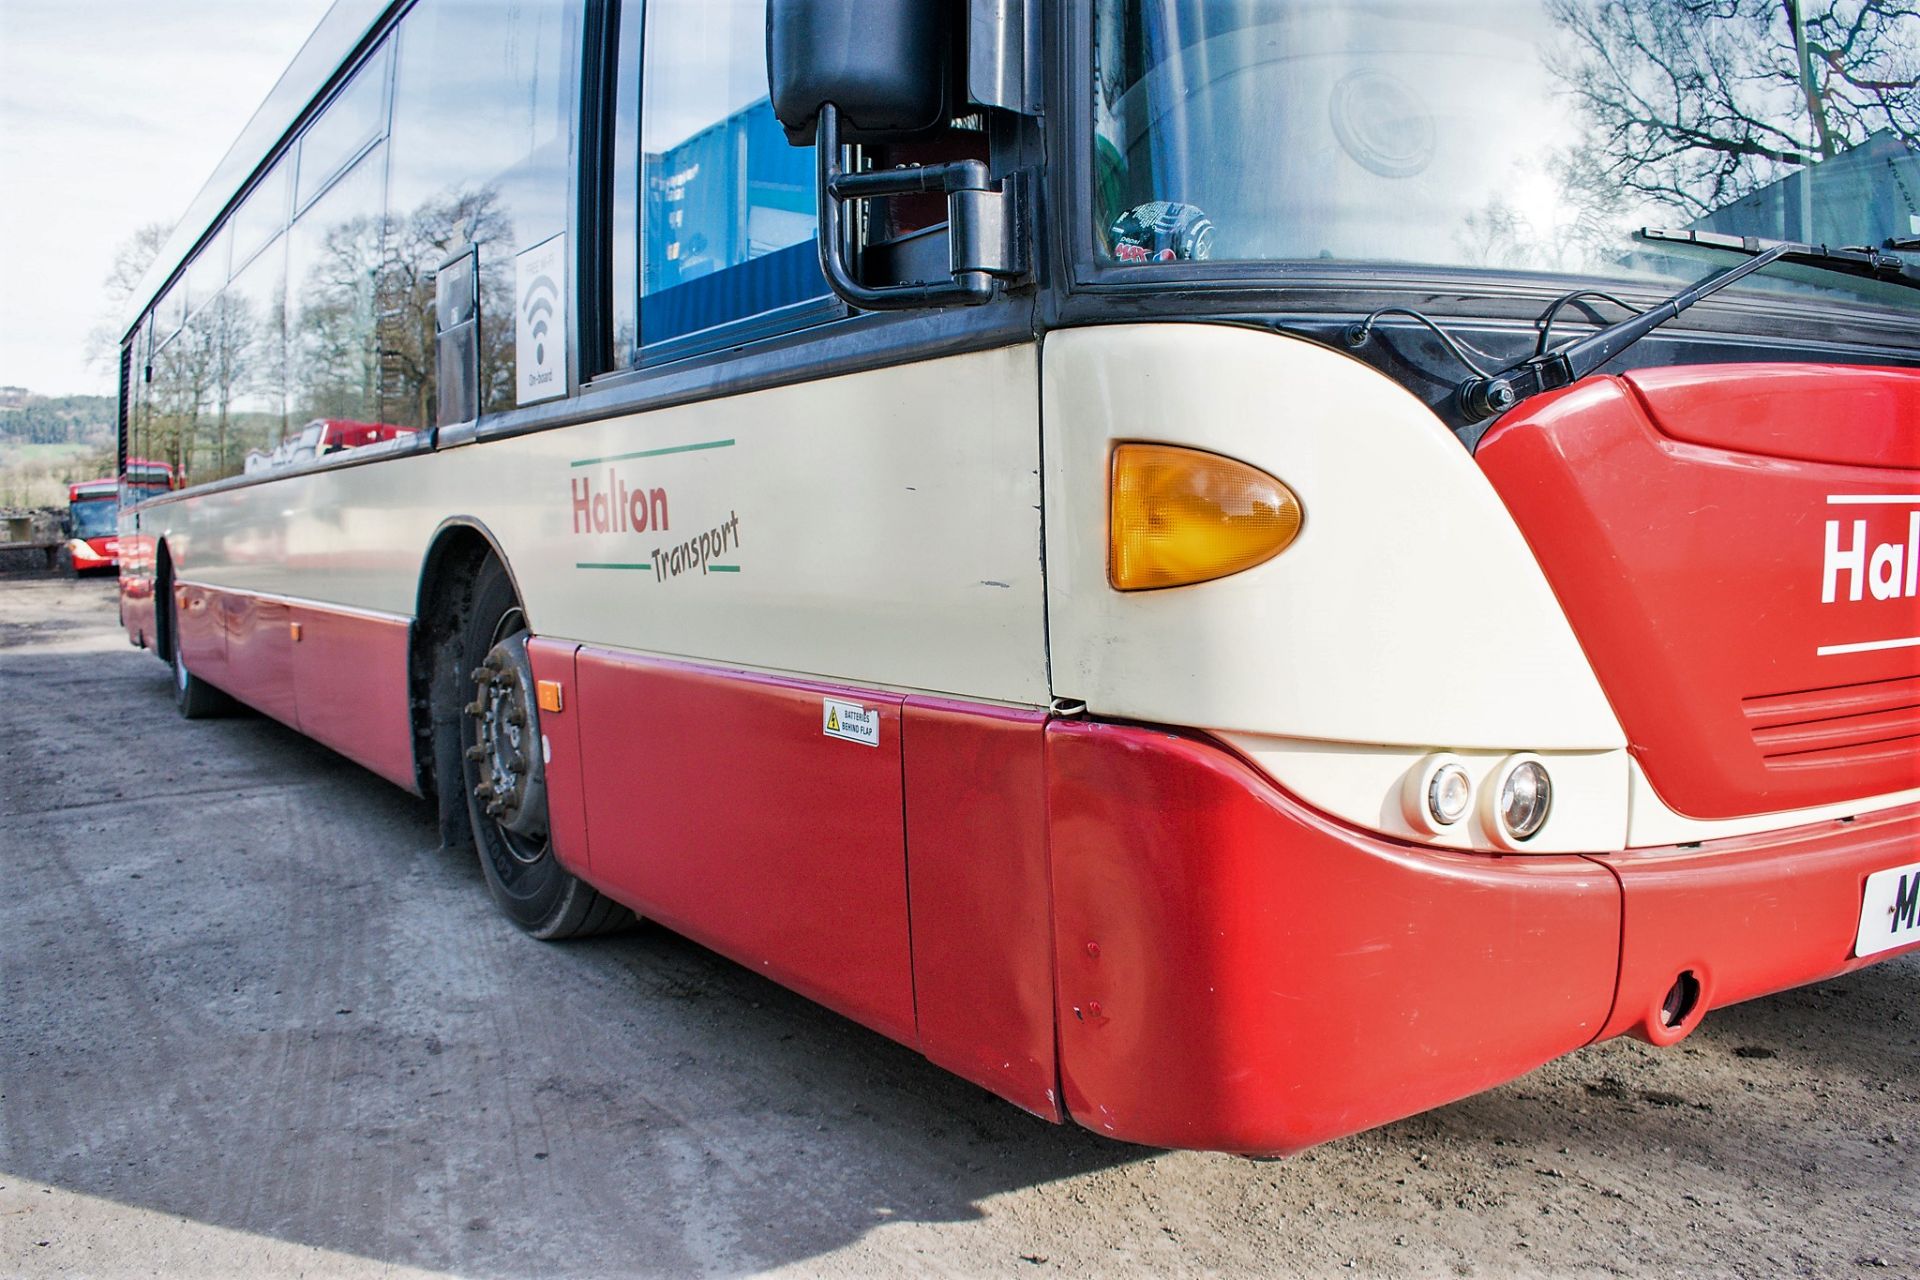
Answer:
(536, 680, 564, 713)
(1109, 443, 1303, 590)
(289, 621, 303, 642)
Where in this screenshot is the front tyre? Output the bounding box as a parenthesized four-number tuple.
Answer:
(168, 587, 231, 719)
(458, 558, 630, 940)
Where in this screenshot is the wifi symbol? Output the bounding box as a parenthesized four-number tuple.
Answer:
(523, 273, 560, 367)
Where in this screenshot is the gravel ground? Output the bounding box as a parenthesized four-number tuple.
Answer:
(1, 574, 1915, 1279)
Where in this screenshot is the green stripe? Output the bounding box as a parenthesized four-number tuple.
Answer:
(570, 438, 735, 467)
(708, 564, 741, 573)
(575, 562, 653, 572)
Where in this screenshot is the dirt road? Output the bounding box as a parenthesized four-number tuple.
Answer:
(1, 574, 1915, 1279)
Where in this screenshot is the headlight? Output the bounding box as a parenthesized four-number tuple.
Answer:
(1487, 755, 1553, 846)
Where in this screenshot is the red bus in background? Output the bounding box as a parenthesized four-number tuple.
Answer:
(66, 478, 122, 574)
(244, 420, 417, 477)
(122, 459, 178, 502)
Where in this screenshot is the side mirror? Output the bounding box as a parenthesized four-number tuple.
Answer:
(768, 0, 951, 145)
(767, 0, 1029, 311)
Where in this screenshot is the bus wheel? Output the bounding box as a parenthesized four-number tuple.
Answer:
(168, 589, 230, 719)
(458, 558, 630, 940)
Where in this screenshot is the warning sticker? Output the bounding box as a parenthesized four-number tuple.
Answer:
(822, 698, 880, 748)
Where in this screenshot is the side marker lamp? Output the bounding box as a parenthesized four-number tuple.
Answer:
(1110, 443, 1303, 591)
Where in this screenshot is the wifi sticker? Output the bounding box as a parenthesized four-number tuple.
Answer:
(514, 234, 568, 406)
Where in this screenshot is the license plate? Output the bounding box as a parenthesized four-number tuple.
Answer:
(1856, 861, 1920, 958)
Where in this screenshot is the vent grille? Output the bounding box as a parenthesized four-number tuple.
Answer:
(1743, 673, 1920, 776)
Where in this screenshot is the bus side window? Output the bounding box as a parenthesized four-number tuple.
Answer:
(633, 0, 829, 352)
(386, 0, 580, 424)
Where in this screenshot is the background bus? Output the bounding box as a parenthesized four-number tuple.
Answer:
(66, 478, 121, 574)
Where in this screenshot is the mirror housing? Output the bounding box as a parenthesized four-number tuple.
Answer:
(768, 0, 953, 145)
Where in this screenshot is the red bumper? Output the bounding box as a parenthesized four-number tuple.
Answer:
(1047, 721, 1920, 1154)
(72, 539, 117, 572)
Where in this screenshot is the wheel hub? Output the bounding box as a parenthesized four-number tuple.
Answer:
(464, 630, 549, 856)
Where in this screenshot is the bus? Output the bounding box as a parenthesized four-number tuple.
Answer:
(115, 0, 1920, 1155)
(66, 478, 121, 573)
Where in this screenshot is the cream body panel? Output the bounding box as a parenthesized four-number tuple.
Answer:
(1042, 323, 1625, 751)
(1221, 734, 1630, 854)
(145, 344, 1048, 705)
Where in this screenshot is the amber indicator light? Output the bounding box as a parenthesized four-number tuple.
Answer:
(1109, 443, 1303, 591)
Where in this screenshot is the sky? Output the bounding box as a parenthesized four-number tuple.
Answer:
(0, 0, 334, 398)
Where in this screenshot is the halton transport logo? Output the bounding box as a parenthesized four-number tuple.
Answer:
(567, 437, 743, 583)
(1817, 494, 1920, 656)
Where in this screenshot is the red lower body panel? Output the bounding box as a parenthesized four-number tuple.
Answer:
(525, 640, 594, 882)
(220, 593, 297, 727)
(172, 581, 417, 792)
(287, 601, 415, 791)
(573, 650, 919, 1047)
(902, 699, 1059, 1120)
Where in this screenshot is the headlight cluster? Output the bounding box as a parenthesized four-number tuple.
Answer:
(1402, 752, 1554, 847)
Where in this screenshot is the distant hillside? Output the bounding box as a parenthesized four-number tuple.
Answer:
(0, 391, 116, 449)
(0, 391, 118, 507)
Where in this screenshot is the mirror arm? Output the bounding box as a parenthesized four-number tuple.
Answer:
(814, 104, 1026, 311)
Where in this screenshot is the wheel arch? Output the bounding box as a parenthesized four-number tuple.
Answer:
(153, 538, 176, 664)
(410, 517, 528, 838)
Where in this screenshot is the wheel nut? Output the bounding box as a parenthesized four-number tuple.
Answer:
(463, 699, 485, 717)
(465, 745, 486, 761)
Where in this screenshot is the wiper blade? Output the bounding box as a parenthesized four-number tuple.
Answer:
(1457, 228, 1918, 422)
(1639, 227, 1915, 280)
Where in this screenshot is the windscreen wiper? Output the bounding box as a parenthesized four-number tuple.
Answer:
(1455, 228, 1917, 421)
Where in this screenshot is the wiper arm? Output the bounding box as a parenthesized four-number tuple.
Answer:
(1457, 228, 1917, 421)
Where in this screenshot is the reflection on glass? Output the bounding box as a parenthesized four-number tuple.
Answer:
(184, 226, 230, 320)
(228, 234, 289, 475)
(288, 146, 387, 430)
(232, 154, 292, 272)
(387, 0, 577, 418)
(1093, 0, 1920, 309)
(296, 42, 393, 212)
(640, 0, 823, 346)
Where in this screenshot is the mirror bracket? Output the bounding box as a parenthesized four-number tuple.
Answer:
(815, 104, 1029, 311)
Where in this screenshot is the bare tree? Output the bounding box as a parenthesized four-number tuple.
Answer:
(1548, 0, 1920, 220)
(86, 222, 172, 374)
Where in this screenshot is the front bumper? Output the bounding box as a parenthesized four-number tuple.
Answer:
(1045, 719, 1919, 1154)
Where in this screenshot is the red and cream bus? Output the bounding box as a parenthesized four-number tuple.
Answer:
(116, 0, 1920, 1154)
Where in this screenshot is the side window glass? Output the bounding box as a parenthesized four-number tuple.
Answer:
(639, 0, 826, 349)
(231, 155, 291, 274)
(296, 44, 394, 214)
(184, 227, 230, 320)
(287, 145, 391, 446)
(229, 233, 290, 476)
(386, 0, 579, 423)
